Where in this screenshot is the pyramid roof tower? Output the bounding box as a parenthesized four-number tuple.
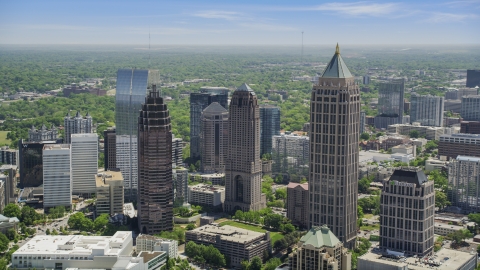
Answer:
(320, 43, 353, 78)
(203, 102, 228, 116)
(237, 83, 254, 93)
(299, 225, 341, 248)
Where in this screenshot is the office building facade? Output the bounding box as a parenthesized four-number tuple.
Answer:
(172, 135, 183, 167)
(188, 184, 225, 208)
(461, 95, 480, 121)
(71, 133, 98, 195)
(259, 104, 280, 157)
(287, 182, 309, 228)
(103, 127, 117, 170)
(460, 121, 480, 134)
(43, 144, 72, 210)
(189, 87, 228, 161)
(18, 139, 56, 188)
(380, 168, 435, 257)
(360, 111, 366, 134)
(96, 170, 124, 216)
(438, 133, 480, 159)
(173, 167, 188, 204)
(0, 146, 18, 166)
(410, 94, 444, 127)
(289, 225, 351, 270)
(375, 79, 405, 129)
(28, 124, 58, 142)
(115, 69, 156, 199)
(200, 102, 229, 173)
(308, 44, 360, 249)
(448, 156, 480, 214)
(466, 70, 480, 88)
(64, 111, 93, 144)
(138, 86, 173, 234)
(272, 134, 309, 176)
(224, 84, 266, 212)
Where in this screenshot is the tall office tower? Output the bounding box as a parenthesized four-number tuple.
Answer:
(448, 156, 480, 213)
(200, 102, 229, 173)
(116, 69, 157, 199)
(174, 167, 188, 205)
(380, 168, 435, 256)
(461, 95, 480, 121)
(172, 135, 183, 168)
(18, 139, 56, 188)
(466, 70, 480, 88)
(308, 44, 360, 249)
(103, 127, 116, 170)
(138, 86, 173, 234)
(360, 111, 366, 134)
(43, 144, 72, 211)
(28, 124, 58, 142)
(410, 93, 444, 127)
(71, 133, 98, 195)
(189, 87, 229, 161)
(363, 75, 370, 85)
(259, 104, 281, 157)
(287, 182, 309, 228)
(63, 111, 93, 144)
(224, 84, 266, 212)
(374, 79, 405, 129)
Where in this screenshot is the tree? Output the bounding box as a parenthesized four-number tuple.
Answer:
(360, 132, 370, 141)
(93, 214, 110, 231)
(435, 190, 450, 209)
(409, 130, 419, 138)
(234, 210, 245, 221)
(449, 229, 473, 244)
(264, 258, 282, 270)
(284, 223, 295, 233)
(0, 233, 9, 253)
(241, 260, 250, 270)
(274, 238, 288, 251)
(275, 188, 287, 200)
(5, 228, 16, 241)
(186, 223, 196, 230)
(468, 213, 480, 229)
(21, 205, 41, 226)
(46, 228, 51, 235)
(249, 256, 262, 270)
(264, 213, 284, 230)
(2, 203, 21, 218)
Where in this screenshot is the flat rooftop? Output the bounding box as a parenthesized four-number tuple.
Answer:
(189, 184, 225, 193)
(14, 231, 132, 256)
(96, 171, 124, 187)
(359, 151, 391, 163)
(189, 225, 266, 243)
(359, 248, 476, 270)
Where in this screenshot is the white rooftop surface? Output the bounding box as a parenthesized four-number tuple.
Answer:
(191, 225, 265, 243)
(16, 231, 132, 256)
(360, 248, 476, 270)
(359, 151, 392, 163)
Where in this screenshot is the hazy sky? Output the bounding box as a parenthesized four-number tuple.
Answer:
(1, 0, 479, 45)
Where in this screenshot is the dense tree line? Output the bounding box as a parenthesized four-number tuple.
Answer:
(185, 241, 226, 267)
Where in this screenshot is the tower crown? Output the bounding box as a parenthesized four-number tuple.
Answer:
(321, 43, 353, 78)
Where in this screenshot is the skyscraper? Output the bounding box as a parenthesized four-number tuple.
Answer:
(461, 95, 480, 121)
(448, 156, 480, 213)
(189, 87, 228, 161)
(374, 79, 405, 129)
(71, 133, 98, 195)
(259, 104, 280, 157)
(115, 69, 157, 199)
(103, 127, 116, 170)
(410, 94, 444, 127)
(200, 102, 228, 173)
(308, 44, 360, 249)
(43, 144, 72, 211)
(466, 70, 480, 88)
(224, 84, 266, 212)
(64, 111, 93, 144)
(18, 139, 56, 188)
(138, 86, 173, 234)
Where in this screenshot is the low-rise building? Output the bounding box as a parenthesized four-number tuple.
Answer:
(286, 182, 309, 228)
(185, 224, 271, 268)
(0, 214, 19, 233)
(11, 231, 134, 270)
(434, 222, 465, 236)
(392, 144, 416, 157)
(96, 170, 124, 216)
(113, 251, 166, 270)
(425, 159, 447, 172)
(289, 225, 351, 270)
(188, 184, 225, 208)
(358, 248, 477, 270)
(387, 123, 445, 140)
(439, 133, 480, 159)
(136, 234, 178, 259)
(460, 121, 480, 134)
(188, 173, 225, 186)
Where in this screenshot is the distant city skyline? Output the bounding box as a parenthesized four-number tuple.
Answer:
(1, 0, 479, 45)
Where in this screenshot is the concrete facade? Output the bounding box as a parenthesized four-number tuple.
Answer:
(410, 94, 444, 127)
(96, 170, 124, 216)
(43, 144, 72, 210)
(448, 156, 480, 214)
(200, 102, 228, 174)
(136, 234, 178, 259)
(439, 133, 480, 159)
(188, 184, 225, 207)
(287, 182, 309, 228)
(64, 111, 93, 144)
(71, 133, 98, 195)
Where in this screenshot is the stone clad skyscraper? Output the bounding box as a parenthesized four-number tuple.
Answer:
(200, 102, 228, 173)
(224, 84, 266, 212)
(309, 45, 360, 249)
(138, 85, 173, 234)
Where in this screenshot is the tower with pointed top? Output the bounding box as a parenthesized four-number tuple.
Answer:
(137, 85, 173, 234)
(224, 84, 266, 212)
(63, 111, 93, 144)
(309, 44, 360, 249)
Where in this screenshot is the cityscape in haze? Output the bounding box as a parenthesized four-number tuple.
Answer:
(1, 1, 480, 270)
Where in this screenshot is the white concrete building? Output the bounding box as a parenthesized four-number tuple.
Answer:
(11, 231, 134, 270)
(43, 144, 72, 210)
(136, 234, 178, 259)
(71, 133, 98, 194)
(188, 184, 225, 207)
(425, 159, 447, 172)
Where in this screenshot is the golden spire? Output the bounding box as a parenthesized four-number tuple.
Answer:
(335, 43, 340, 54)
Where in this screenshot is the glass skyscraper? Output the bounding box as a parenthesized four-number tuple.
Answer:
(260, 105, 280, 157)
(115, 69, 157, 199)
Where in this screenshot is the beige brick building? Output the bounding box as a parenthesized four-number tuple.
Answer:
(96, 170, 124, 216)
(287, 182, 309, 228)
(200, 102, 228, 174)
